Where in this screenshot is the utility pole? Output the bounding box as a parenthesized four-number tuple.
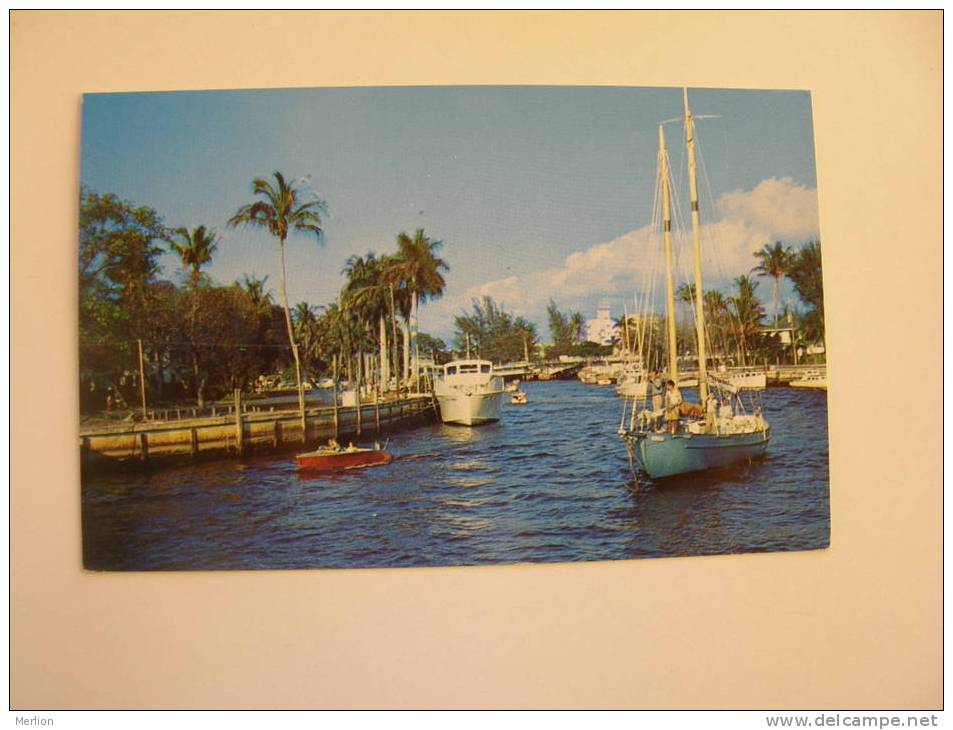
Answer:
(137, 338, 147, 420)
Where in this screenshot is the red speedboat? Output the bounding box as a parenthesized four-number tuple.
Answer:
(296, 444, 392, 471)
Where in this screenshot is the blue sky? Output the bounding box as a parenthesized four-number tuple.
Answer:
(81, 85, 819, 340)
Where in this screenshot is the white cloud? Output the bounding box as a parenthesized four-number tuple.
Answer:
(717, 176, 819, 242)
(419, 177, 819, 339)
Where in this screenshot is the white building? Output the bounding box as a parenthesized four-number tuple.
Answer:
(585, 300, 620, 346)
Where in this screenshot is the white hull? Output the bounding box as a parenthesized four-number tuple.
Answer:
(790, 377, 827, 390)
(710, 371, 767, 392)
(616, 380, 648, 398)
(728, 372, 767, 390)
(434, 359, 506, 425)
(790, 370, 826, 390)
(436, 390, 505, 425)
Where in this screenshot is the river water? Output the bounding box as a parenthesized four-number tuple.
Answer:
(82, 381, 830, 570)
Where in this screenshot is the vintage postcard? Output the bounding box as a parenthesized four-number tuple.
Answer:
(79, 85, 829, 570)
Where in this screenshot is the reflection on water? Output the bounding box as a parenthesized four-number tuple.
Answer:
(82, 381, 830, 570)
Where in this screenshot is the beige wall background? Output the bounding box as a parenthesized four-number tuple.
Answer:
(11, 11, 941, 709)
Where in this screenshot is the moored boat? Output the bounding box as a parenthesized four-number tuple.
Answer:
(434, 359, 506, 425)
(790, 370, 827, 390)
(710, 370, 768, 392)
(510, 390, 528, 405)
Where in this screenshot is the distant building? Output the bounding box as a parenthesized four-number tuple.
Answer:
(585, 300, 620, 346)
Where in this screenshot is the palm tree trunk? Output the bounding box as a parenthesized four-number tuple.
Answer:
(192, 350, 205, 408)
(411, 291, 419, 386)
(773, 276, 780, 329)
(388, 284, 400, 391)
(276, 238, 306, 440)
(401, 318, 410, 386)
(379, 315, 389, 391)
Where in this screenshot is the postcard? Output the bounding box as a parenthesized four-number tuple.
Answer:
(78, 85, 829, 570)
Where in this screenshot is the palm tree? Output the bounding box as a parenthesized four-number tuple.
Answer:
(568, 311, 586, 343)
(166, 225, 218, 286)
(676, 282, 699, 359)
(677, 282, 696, 313)
(342, 253, 391, 392)
(752, 241, 794, 328)
(392, 229, 449, 384)
(728, 275, 765, 366)
(228, 172, 327, 436)
(703, 289, 731, 362)
(237, 274, 272, 309)
(165, 225, 219, 406)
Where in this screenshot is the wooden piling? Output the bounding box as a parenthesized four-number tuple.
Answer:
(234, 389, 243, 456)
(81, 395, 436, 469)
(332, 356, 340, 439)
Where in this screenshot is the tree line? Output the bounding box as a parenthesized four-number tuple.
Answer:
(455, 239, 826, 369)
(620, 240, 825, 369)
(79, 173, 449, 413)
(79, 170, 825, 413)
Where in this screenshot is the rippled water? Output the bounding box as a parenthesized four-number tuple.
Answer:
(82, 381, 830, 570)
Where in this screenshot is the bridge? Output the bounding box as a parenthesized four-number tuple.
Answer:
(493, 360, 585, 381)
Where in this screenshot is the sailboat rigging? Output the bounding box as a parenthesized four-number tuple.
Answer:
(619, 89, 770, 480)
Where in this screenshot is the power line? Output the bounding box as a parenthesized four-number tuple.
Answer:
(140, 341, 293, 349)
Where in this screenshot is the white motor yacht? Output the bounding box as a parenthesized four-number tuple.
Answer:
(433, 359, 506, 425)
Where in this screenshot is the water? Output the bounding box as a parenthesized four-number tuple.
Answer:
(82, 381, 830, 570)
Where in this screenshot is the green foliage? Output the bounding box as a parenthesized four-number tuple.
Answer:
(416, 333, 451, 364)
(227, 172, 327, 245)
(78, 188, 167, 381)
(546, 299, 585, 353)
(788, 240, 824, 344)
(752, 240, 795, 328)
(392, 229, 448, 308)
(166, 225, 219, 286)
(727, 274, 766, 366)
(453, 296, 538, 364)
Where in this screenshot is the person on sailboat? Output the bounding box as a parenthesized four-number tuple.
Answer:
(664, 379, 682, 434)
(719, 398, 733, 419)
(706, 392, 718, 430)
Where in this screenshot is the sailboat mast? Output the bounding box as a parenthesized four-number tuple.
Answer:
(658, 124, 679, 381)
(683, 88, 709, 403)
(622, 303, 630, 356)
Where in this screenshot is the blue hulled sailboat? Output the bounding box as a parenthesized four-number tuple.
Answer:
(619, 89, 771, 480)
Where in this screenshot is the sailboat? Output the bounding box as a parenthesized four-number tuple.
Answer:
(618, 89, 770, 480)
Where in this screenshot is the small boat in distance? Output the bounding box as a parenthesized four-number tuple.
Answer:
(296, 441, 393, 471)
(790, 370, 827, 390)
(710, 369, 768, 393)
(510, 390, 528, 405)
(433, 359, 506, 425)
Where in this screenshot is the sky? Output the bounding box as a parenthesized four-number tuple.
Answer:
(80, 85, 820, 341)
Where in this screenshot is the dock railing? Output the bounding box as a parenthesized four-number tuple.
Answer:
(80, 392, 436, 469)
